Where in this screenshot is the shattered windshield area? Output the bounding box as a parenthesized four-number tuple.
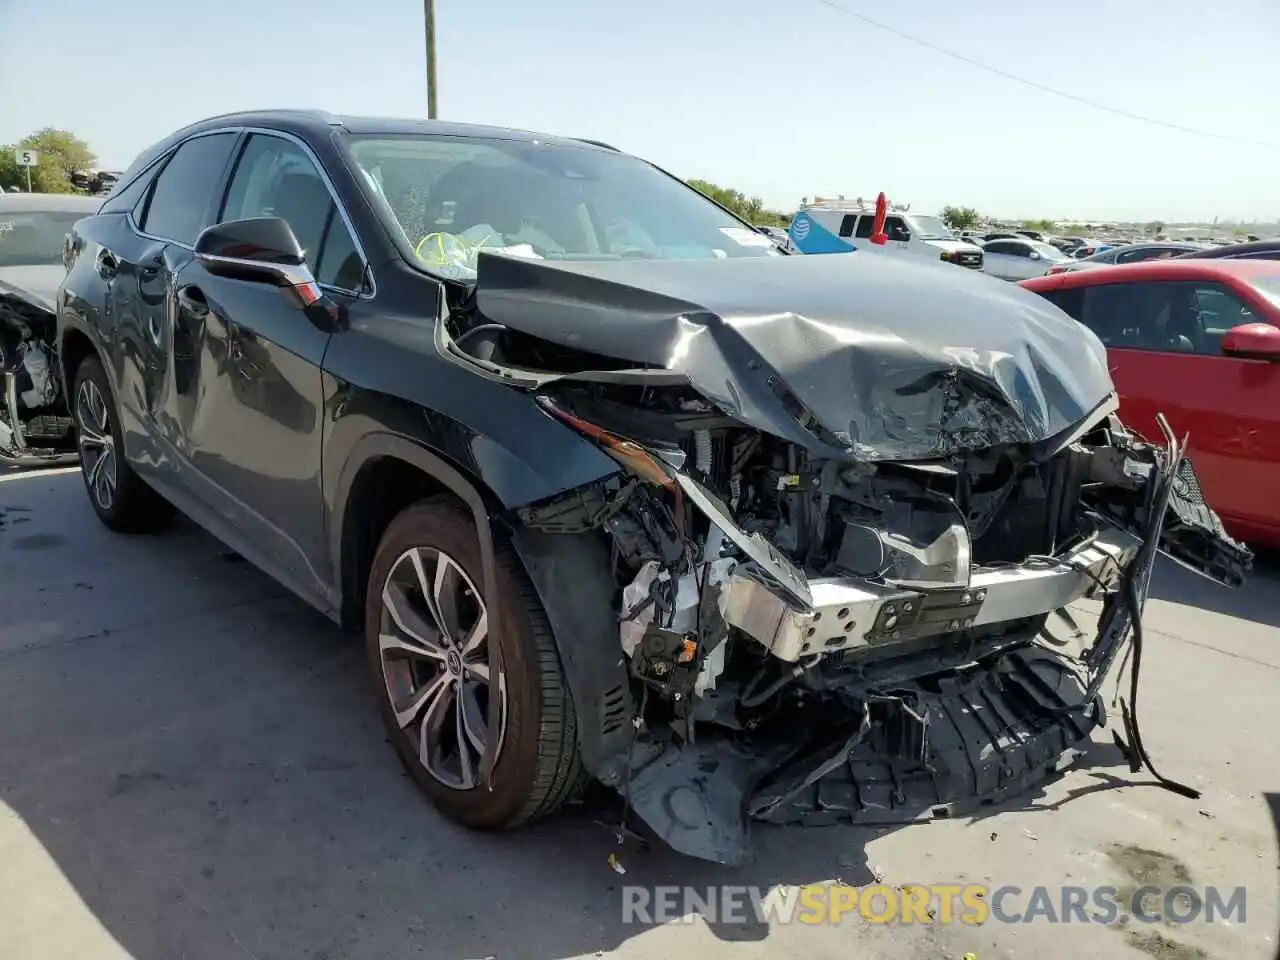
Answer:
(0, 211, 81, 267)
(346, 134, 780, 280)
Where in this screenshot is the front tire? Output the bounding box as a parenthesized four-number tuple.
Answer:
(365, 497, 582, 830)
(72, 356, 174, 533)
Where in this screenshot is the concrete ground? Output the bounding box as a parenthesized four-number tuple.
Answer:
(0, 465, 1276, 960)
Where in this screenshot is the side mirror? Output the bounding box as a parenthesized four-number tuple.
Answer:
(194, 217, 318, 298)
(1222, 322, 1280, 361)
(1029, 251, 1042, 261)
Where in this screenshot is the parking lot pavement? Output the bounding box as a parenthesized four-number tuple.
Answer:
(1, 466, 1277, 960)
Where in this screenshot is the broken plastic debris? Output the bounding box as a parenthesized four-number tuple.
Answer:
(608, 852, 627, 875)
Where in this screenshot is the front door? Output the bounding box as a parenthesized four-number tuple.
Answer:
(167, 132, 366, 605)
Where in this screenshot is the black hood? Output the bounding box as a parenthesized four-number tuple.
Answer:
(470, 251, 1116, 461)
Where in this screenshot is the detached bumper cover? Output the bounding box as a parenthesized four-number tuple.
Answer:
(749, 647, 1096, 826)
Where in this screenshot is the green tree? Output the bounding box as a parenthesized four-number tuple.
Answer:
(1020, 218, 1057, 233)
(940, 205, 981, 231)
(0, 128, 97, 193)
(687, 178, 791, 228)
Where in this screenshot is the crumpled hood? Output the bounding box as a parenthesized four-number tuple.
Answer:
(471, 250, 1116, 461)
(0, 265, 65, 313)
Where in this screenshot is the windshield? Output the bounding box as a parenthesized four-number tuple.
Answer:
(346, 135, 780, 280)
(910, 215, 954, 240)
(1030, 241, 1068, 260)
(1250, 275, 1280, 311)
(0, 210, 82, 267)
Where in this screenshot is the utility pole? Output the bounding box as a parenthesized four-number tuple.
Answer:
(424, 0, 438, 119)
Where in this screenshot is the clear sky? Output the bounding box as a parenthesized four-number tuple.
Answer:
(1, 0, 1276, 222)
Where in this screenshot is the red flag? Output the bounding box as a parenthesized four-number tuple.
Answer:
(870, 192, 888, 245)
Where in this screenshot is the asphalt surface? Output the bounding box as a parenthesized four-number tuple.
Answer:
(1, 465, 1277, 960)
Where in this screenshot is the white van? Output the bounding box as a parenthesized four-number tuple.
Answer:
(788, 199, 985, 271)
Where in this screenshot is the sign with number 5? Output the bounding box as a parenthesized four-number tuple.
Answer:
(15, 149, 38, 167)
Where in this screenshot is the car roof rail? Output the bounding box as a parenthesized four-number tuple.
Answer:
(574, 138, 620, 151)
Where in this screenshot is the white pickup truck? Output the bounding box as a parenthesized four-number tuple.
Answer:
(787, 199, 985, 271)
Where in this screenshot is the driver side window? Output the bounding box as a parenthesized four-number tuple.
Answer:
(219, 134, 364, 292)
(1080, 280, 1245, 356)
(884, 216, 910, 242)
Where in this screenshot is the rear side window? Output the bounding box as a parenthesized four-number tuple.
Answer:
(1036, 286, 1085, 319)
(138, 133, 238, 245)
(838, 214, 856, 237)
(985, 240, 1015, 255)
(219, 133, 364, 291)
(853, 216, 874, 239)
(100, 164, 159, 215)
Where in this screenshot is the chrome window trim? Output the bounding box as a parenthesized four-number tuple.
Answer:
(126, 125, 375, 300)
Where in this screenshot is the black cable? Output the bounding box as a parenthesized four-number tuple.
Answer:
(805, 0, 1280, 150)
(1114, 575, 1201, 799)
(616, 685, 649, 846)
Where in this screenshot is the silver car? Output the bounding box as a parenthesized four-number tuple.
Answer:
(0, 191, 102, 466)
(981, 237, 1072, 280)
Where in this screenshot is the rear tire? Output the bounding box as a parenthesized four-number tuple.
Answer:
(365, 496, 583, 829)
(72, 356, 174, 533)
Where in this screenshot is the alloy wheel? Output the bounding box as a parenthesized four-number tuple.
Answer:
(378, 546, 507, 790)
(75, 378, 116, 512)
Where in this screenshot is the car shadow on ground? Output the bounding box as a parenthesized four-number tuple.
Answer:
(1148, 547, 1280, 630)
(0, 469, 1204, 960)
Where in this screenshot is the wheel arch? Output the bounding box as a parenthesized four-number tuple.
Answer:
(332, 432, 502, 633)
(331, 432, 636, 778)
(59, 325, 100, 402)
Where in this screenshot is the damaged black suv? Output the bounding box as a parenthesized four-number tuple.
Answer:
(56, 110, 1250, 864)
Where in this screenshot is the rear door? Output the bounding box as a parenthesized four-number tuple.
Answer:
(107, 131, 241, 487)
(165, 131, 366, 606)
(982, 240, 1022, 279)
(1042, 278, 1280, 539)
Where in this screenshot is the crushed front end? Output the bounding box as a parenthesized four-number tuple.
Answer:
(516, 387, 1250, 864)
(442, 251, 1251, 863)
(0, 282, 76, 467)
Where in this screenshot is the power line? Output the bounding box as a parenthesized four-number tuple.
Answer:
(806, 0, 1280, 149)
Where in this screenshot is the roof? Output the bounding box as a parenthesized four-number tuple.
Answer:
(113, 109, 623, 191)
(0, 193, 102, 213)
(1021, 257, 1280, 292)
(1178, 239, 1280, 260)
(157, 109, 612, 151)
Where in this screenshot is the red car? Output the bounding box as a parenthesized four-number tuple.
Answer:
(1021, 259, 1280, 547)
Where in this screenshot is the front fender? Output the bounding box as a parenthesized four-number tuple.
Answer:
(322, 309, 619, 511)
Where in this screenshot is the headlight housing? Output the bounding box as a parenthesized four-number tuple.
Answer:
(536, 395, 676, 489)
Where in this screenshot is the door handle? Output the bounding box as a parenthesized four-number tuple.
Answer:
(176, 285, 209, 318)
(96, 249, 119, 279)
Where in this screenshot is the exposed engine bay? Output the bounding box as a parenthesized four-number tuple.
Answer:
(515, 383, 1248, 861)
(437, 251, 1253, 863)
(0, 287, 76, 467)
